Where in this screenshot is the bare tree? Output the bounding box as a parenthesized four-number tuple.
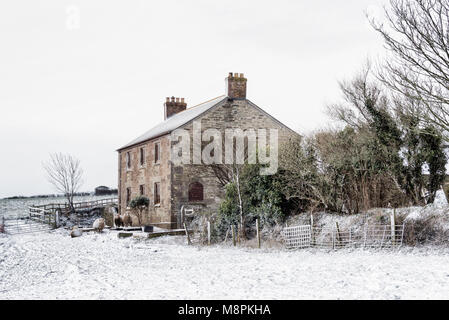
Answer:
(43, 153, 83, 213)
(370, 0, 449, 140)
(327, 62, 389, 129)
(278, 135, 328, 212)
(209, 143, 250, 239)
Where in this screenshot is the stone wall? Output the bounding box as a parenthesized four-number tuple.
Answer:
(118, 134, 173, 226)
(170, 98, 297, 226)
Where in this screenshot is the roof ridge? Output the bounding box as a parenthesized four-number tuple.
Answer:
(185, 95, 226, 110)
(162, 95, 226, 121)
(117, 95, 227, 151)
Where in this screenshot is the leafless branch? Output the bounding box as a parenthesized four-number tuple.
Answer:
(43, 153, 83, 213)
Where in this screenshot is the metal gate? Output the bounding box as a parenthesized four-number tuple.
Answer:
(282, 224, 405, 250)
(1, 207, 58, 235)
(1, 217, 53, 235)
(281, 225, 312, 249)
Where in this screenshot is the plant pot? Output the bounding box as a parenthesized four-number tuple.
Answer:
(142, 225, 153, 233)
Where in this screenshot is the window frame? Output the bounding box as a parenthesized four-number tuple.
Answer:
(126, 187, 131, 206)
(154, 142, 161, 164)
(139, 147, 145, 166)
(154, 182, 161, 205)
(126, 151, 131, 169)
(188, 182, 204, 202)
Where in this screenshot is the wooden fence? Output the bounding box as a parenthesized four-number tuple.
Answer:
(28, 206, 59, 227)
(0, 198, 118, 235)
(29, 197, 118, 216)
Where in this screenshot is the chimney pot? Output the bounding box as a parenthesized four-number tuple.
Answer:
(225, 72, 247, 99)
(164, 96, 187, 120)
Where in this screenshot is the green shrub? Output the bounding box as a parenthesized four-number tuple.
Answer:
(215, 163, 288, 240)
(129, 196, 149, 209)
(129, 196, 149, 226)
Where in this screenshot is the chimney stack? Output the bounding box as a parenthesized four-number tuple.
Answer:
(164, 96, 187, 120)
(225, 72, 247, 99)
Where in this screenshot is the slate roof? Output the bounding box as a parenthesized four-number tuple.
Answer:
(118, 95, 227, 151)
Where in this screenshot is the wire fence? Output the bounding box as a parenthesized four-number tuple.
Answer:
(282, 223, 405, 250)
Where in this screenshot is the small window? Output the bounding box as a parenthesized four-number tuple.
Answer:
(188, 182, 204, 201)
(154, 182, 160, 205)
(140, 147, 145, 166)
(139, 184, 145, 196)
(126, 188, 131, 206)
(154, 142, 160, 163)
(126, 152, 131, 169)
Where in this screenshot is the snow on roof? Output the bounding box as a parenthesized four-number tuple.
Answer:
(118, 95, 227, 150)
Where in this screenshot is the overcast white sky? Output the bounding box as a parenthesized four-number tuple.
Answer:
(0, 0, 389, 198)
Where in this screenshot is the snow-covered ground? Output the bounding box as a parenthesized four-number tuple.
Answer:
(0, 195, 115, 219)
(1, 229, 449, 300)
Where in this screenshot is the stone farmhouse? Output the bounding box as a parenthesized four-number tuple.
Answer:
(117, 73, 297, 229)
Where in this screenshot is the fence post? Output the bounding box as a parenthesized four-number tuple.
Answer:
(390, 208, 396, 246)
(224, 228, 230, 243)
(335, 222, 342, 246)
(400, 223, 405, 247)
(183, 222, 191, 245)
(237, 224, 240, 244)
(332, 228, 335, 249)
(179, 205, 184, 230)
(55, 211, 60, 229)
(231, 225, 236, 246)
(256, 218, 261, 249)
(363, 223, 367, 249)
(207, 220, 211, 246)
(349, 227, 352, 247)
(310, 214, 314, 246)
(380, 225, 387, 249)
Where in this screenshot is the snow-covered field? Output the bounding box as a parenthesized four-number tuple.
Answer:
(0, 194, 115, 219)
(1, 229, 449, 300)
